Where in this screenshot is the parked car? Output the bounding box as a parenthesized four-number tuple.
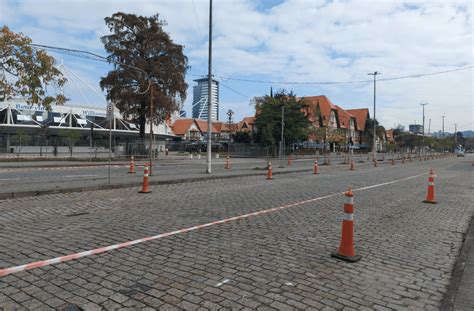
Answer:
(455, 146, 465, 157)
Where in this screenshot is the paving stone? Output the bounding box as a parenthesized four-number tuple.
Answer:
(0, 158, 471, 310)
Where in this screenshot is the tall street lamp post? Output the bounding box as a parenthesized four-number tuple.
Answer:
(420, 102, 428, 156)
(206, 0, 213, 174)
(442, 115, 445, 138)
(368, 71, 381, 162)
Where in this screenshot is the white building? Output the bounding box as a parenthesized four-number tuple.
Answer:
(192, 78, 219, 121)
(0, 99, 176, 155)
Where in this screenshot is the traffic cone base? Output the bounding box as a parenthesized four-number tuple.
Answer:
(331, 252, 362, 263)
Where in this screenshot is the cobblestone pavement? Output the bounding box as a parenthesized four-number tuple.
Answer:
(0, 156, 472, 310)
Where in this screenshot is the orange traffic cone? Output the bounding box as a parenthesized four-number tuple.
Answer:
(313, 160, 319, 175)
(331, 188, 361, 262)
(287, 154, 292, 166)
(423, 169, 436, 204)
(350, 160, 355, 171)
(128, 156, 136, 174)
(139, 163, 152, 193)
(224, 156, 231, 169)
(266, 162, 273, 180)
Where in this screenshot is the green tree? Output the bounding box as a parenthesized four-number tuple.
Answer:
(232, 131, 251, 143)
(364, 118, 385, 151)
(254, 91, 310, 148)
(394, 132, 422, 152)
(59, 129, 81, 157)
(464, 137, 474, 150)
(100, 12, 188, 138)
(0, 26, 67, 108)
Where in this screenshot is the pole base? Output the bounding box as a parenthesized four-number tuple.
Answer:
(331, 252, 361, 263)
(128, 172, 136, 174)
(423, 200, 437, 204)
(139, 190, 152, 194)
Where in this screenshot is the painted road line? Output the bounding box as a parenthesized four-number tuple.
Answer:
(62, 174, 103, 178)
(0, 172, 427, 277)
(215, 279, 230, 287)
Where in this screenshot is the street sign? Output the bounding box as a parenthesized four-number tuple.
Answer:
(106, 103, 114, 120)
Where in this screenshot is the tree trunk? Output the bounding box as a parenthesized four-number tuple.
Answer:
(139, 101, 146, 138)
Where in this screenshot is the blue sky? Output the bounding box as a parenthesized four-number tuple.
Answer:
(1, 0, 472, 132)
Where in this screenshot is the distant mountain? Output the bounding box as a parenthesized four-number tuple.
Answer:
(461, 130, 474, 138)
(430, 131, 473, 138)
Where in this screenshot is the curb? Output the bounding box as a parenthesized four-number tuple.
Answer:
(0, 168, 312, 201)
(0, 163, 129, 170)
(441, 215, 474, 311)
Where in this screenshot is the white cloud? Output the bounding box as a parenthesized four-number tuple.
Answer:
(0, 0, 472, 130)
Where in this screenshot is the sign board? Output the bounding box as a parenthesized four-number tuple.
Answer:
(106, 103, 114, 121)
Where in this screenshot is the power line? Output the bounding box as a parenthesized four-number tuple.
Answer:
(190, 65, 473, 85)
(219, 81, 249, 98)
(191, 0, 203, 38)
(29, 43, 473, 87)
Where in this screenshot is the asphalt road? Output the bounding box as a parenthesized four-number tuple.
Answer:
(0, 154, 471, 310)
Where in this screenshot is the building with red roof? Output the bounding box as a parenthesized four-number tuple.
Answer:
(172, 118, 220, 141)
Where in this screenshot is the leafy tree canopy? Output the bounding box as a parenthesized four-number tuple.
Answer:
(232, 131, 251, 144)
(254, 90, 310, 147)
(0, 26, 67, 108)
(100, 12, 188, 137)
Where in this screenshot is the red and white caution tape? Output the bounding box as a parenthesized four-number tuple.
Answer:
(0, 173, 427, 277)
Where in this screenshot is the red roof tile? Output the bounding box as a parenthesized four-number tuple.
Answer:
(172, 119, 195, 135)
(346, 108, 370, 131)
(335, 105, 354, 129)
(172, 118, 220, 135)
(303, 96, 338, 126)
(195, 119, 219, 134)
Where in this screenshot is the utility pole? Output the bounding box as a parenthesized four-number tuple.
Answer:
(454, 123, 458, 144)
(226, 109, 233, 158)
(206, 0, 213, 174)
(442, 116, 445, 138)
(279, 104, 285, 168)
(420, 103, 428, 156)
(149, 87, 154, 175)
(368, 71, 381, 161)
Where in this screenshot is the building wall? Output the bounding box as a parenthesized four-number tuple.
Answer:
(192, 79, 219, 121)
